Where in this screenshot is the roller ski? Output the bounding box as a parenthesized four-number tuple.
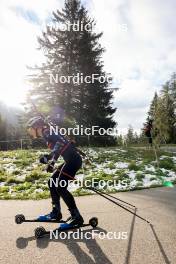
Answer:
(34, 217, 98, 239)
(15, 208, 65, 224)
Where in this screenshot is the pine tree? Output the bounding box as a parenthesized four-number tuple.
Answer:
(0, 114, 7, 150)
(160, 81, 175, 142)
(28, 0, 116, 145)
(169, 72, 176, 106)
(117, 134, 123, 146)
(154, 97, 170, 144)
(144, 73, 176, 145)
(169, 73, 176, 141)
(126, 125, 134, 144)
(148, 92, 158, 120)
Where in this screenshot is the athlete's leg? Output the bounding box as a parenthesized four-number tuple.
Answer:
(57, 155, 83, 225)
(48, 163, 64, 212)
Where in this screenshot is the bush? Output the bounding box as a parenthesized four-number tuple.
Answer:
(14, 182, 32, 191)
(128, 161, 139, 171)
(0, 186, 9, 193)
(108, 162, 116, 170)
(25, 171, 41, 182)
(136, 172, 145, 181)
(12, 170, 20, 175)
(150, 177, 157, 181)
(6, 176, 22, 184)
(33, 191, 50, 199)
(0, 175, 6, 182)
(159, 159, 175, 170)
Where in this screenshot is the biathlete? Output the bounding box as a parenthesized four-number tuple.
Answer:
(144, 119, 153, 147)
(27, 116, 86, 226)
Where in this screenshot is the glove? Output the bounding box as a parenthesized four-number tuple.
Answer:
(39, 154, 50, 164)
(46, 161, 55, 173)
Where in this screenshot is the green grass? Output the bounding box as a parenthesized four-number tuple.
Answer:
(128, 161, 140, 171)
(25, 170, 42, 182)
(135, 172, 145, 181)
(13, 182, 32, 191)
(0, 175, 6, 182)
(0, 147, 175, 199)
(6, 176, 23, 184)
(0, 186, 9, 193)
(159, 158, 175, 170)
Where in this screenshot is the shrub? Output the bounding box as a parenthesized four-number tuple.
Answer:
(0, 175, 6, 182)
(12, 170, 20, 175)
(14, 182, 32, 191)
(159, 158, 175, 170)
(25, 171, 41, 182)
(150, 177, 157, 181)
(136, 173, 145, 181)
(0, 186, 9, 193)
(6, 176, 22, 184)
(128, 161, 139, 171)
(108, 162, 116, 170)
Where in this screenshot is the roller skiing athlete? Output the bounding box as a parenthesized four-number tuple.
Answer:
(144, 119, 153, 147)
(26, 116, 86, 228)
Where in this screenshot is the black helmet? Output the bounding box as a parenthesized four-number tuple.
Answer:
(26, 116, 46, 129)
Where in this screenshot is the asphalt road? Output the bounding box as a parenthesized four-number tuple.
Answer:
(0, 187, 176, 264)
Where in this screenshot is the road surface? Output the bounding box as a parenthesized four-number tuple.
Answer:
(0, 187, 176, 264)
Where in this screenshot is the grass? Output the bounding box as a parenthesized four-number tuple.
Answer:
(0, 147, 175, 199)
(0, 175, 6, 182)
(128, 161, 140, 171)
(13, 182, 32, 191)
(6, 176, 23, 184)
(159, 158, 175, 170)
(136, 172, 145, 181)
(0, 186, 9, 193)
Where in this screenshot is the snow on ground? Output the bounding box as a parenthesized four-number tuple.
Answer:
(0, 148, 176, 199)
(115, 162, 129, 169)
(144, 165, 156, 172)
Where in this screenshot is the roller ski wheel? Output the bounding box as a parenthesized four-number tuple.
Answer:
(15, 214, 25, 224)
(89, 217, 98, 228)
(35, 226, 46, 239)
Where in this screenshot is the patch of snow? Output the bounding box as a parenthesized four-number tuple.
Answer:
(115, 162, 129, 169)
(16, 174, 26, 181)
(34, 188, 44, 193)
(129, 179, 138, 188)
(159, 155, 169, 160)
(103, 150, 117, 154)
(136, 160, 143, 165)
(103, 168, 117, 174)
(144, 165, 156, 172)
(167, 171, 176, 177)
(171, 156, 176, 163)
(127, 171, 136, 180)
(3, 164, 17, 173)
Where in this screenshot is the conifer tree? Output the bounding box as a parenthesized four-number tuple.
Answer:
(28, 0, 116, 145)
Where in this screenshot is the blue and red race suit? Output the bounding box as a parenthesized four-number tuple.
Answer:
(42, 128, 78, 163)
(42, 128, 82, 211)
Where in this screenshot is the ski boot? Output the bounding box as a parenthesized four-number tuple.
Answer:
(60, 208, 84, 229)
(38, 206, 62, 221)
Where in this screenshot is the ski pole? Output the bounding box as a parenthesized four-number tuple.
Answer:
(87, 186, 136, 208)
(86, 187, 151, 224)
(88, 187, 136, 211)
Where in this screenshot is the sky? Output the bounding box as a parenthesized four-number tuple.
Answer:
(0, 0, 176, 134)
